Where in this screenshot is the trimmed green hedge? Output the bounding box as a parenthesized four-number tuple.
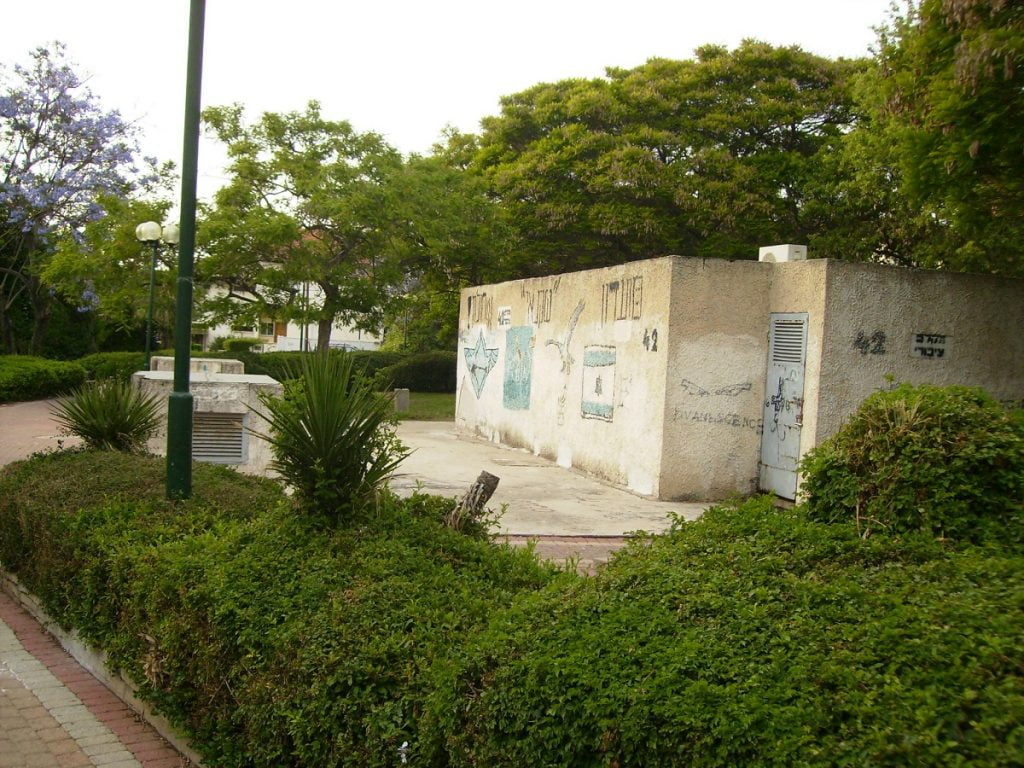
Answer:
(0, 451, 558, 767)
(1, 453, 1021, 766)
(424, 499, 1024, 767)
(75, 351, 147, 382)
(0, 355, 87, 403)
(375, 351, 456, 393)
(800, 384, 1024, 544)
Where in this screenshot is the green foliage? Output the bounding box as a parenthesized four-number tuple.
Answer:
(0, 354, 86, 402)
(859, 0, 1024, 274)
(221, 337, 261, 352)
(254, 350, 409, 521)
(425, 498, 1024, 767)
(801, 384, 1024, 543)
(75, 351, 147, 381)
(199, 102, 405, 350)
(51, 379, 161, 452)
(475, 42, 867, 273)
(0, 450, 556, 768)
(374, 351, 456, 393)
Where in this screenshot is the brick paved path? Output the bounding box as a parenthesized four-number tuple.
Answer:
(0, 591, 188, 768)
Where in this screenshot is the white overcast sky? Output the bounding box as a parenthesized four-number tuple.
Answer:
(3, 1, 898, 203)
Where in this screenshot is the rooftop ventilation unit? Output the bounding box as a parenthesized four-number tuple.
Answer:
(758, 244, 807, 263)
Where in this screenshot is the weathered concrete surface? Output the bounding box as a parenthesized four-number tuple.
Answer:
(150, 355, 244, 374)
(391, 421, 705, 536)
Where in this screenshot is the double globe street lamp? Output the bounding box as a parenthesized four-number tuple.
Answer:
(134, 221, 180, 370)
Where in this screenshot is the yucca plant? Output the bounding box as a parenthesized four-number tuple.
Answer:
(51, 379, 161, 453)
(253, 350, 408, 523)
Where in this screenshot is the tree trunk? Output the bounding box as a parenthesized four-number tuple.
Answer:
(28, 277, 51, 357)
(316, 315, 333, 353)
(0, 307, 15, 354)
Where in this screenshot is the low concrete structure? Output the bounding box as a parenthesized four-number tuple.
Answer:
(457, 255, 1024, 500)
(149, 355, 245, 374)
(132, 370, 282, 476)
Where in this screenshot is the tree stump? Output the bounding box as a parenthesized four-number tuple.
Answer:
(446, 470, 500, 531)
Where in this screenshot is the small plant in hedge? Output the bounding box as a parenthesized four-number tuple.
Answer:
(800, 383, 1024, 543)
(254, 350, 408, 522)
(51, 379, 161, 452)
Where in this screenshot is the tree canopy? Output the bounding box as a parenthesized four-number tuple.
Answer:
(474, 41, 868, 275)
(199, 102, 405, 351)
(0, 43, 148, 353)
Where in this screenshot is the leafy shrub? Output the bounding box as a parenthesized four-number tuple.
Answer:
(374, 350, 456, 393)
(0, 450, 556, 768)
(423, 498, 1024, 767)
(76, 351, 147, 381)
(254, 350, 409, 521)
(800, 384, 1024, 542)
(51, 379, 162, 452)
(222, 337, 261, 352)
(0, 355, 87, 402)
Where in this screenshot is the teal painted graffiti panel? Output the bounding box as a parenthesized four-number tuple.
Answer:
(503, 326, 533, 410)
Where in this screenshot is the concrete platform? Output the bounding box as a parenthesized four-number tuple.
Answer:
(391, 421, 705, 536)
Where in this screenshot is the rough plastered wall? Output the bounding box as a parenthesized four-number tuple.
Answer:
(660, 258, 772, 499)
(456, 258, 673, 496)
(816, 261, 1024, 441)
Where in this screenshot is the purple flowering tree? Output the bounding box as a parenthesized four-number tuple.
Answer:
(0, 43, 147, 354)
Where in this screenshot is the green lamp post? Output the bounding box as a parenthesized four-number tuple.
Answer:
(166, 0, 206, 500)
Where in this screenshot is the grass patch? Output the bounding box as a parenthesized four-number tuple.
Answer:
(394, 391, 454, 421)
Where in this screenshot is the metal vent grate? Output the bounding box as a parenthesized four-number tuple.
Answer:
(193, 412, 245, 464)
(771, 319, 806, 363)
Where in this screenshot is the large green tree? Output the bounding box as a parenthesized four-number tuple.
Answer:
(383, 130, 513, 350)
(475, 41, 868, 274)
(200, 102, 405, 351)
(862, 0, 1024, 275)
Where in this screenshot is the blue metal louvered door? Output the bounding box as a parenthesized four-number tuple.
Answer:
(759, 313, 807, 499)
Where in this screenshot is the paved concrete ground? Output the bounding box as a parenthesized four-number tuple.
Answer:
(0, 591, 187, 768)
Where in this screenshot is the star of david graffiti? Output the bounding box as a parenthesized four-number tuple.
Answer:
(464, 330, 499, 398)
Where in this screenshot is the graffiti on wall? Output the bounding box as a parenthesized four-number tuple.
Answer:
(466, 292, 494, 329)
(546, 300, 586, 425)
(680, 379, 752, 398)
(463, 330, 499, 397)
(581, 345, 616, 421)
(911, 332, 949, 359)
(497, 306, 512, 326)
(522, 277, 560, 324)
(643, 328, 659, 352)
(601, 276, 643, 325)
(503, 326, 534, 410)
(672, 409, 764, 433)
(853, 330, 887, 355)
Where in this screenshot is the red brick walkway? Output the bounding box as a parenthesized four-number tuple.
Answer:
(0, 590, 189, 768)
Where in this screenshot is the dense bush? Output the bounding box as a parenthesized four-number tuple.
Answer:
(423, 498, 1024, 767)
(374, 350, 456, 393)
(76, 351, 147, 382)
(51, 379, 161, 452)
(0, 450, 558, 768)
(253, 351, 408, 521)
(222, 337, 261, 352)
(0, 355, 87, 402)
(801, 384, 1024, 543)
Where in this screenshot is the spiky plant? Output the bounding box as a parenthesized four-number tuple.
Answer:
(51, 379, 161, 453)
(253, 351, 408, 523)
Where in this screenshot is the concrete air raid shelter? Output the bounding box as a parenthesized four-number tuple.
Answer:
(455, 248, 1024, 501)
